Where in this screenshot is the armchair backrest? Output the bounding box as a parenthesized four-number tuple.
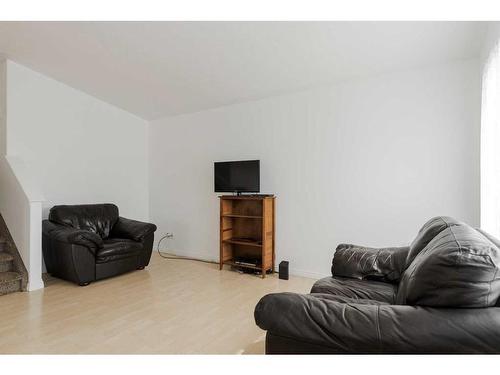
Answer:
(49, 204, 119, 239)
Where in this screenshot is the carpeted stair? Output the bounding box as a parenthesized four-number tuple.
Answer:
(0, 215, 28, 295)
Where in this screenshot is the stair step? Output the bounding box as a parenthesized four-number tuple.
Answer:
(0, 252, 13, 272)
(0, 252, 13, 262)
(0, 271, 22, 282)
(0, 271, 22, 295)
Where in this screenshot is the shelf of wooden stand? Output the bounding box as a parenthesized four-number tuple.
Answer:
(223, 259, 263, 270)
(222, 238, 262, 247)
(221, 214, 263, 219)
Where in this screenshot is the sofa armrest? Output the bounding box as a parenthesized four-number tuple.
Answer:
(255, 292, 381, 353)
(331, 244, 409, 283)
(255, 292, 500, 353)
(110, 216, 157, 242)
(42, 220, 103, 253)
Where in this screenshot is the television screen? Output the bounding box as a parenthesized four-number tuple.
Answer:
(214, 160, 260, 193)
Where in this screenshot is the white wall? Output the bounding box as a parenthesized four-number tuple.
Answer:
(0, 60, 5, 155)
(480, 23, 500, 232)
(6, 61, 149, 221)
(1, 60, 44, 290)
(149, 59, 481, 278)
(481, 23, 500, 63)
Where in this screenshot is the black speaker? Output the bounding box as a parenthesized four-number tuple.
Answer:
(279, 261, 289, 280)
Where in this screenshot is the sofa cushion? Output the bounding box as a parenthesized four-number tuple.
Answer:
(311, 276, 397, 304)
(49, 204, 119, 239)
(396, 225, 500, 307)
(406, 216, 464, 268)
(310, 293, 390, 306)
(96, 238, 142, 263)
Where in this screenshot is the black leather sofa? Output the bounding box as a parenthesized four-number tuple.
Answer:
(255, 216, 500, 354)
(42, 204, 157, 286)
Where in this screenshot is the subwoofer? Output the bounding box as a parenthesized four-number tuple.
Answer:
(279, 261, 289, 280)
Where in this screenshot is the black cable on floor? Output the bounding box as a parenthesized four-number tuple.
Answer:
(156, 234, 218, 264)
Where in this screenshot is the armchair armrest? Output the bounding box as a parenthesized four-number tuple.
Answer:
(332, 244, 409, 283)
(110, 217, 157, 242)
(42, 220, 100, 284)
(255, 292, 500, 353)
(42, 220, 103, 253)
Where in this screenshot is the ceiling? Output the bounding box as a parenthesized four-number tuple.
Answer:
(0, 22, 488, 120)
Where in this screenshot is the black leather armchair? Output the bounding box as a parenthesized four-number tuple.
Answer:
(255, 216, 500, 354)
(42, 204, 157, 286)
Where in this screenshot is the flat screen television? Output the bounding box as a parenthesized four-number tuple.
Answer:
(214, 160, 260, 194)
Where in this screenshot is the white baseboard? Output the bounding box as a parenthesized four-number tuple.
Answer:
(27, 277, 45, 291)
(155, 249, 329, 280)
(289, 268, 329, 280)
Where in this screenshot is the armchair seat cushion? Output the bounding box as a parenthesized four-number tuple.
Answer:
(96, 238, 142, 263)
(311, 276, 397, 304)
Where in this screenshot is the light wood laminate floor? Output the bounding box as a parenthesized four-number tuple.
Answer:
(0, 253, 315, 354)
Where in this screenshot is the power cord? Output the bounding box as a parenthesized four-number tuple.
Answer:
(156, 234, 278, 274)
(156, 234, 218, 264)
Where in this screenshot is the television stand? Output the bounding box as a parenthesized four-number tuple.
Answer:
(219, 195, 276, 278)
(230, 193, 274, 197)
(232, 192, 274, 197)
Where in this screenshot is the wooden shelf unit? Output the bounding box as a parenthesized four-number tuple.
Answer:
(219, 195, 275, 278)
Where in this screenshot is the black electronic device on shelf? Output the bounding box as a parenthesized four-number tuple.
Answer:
(214, 160, 260, 195)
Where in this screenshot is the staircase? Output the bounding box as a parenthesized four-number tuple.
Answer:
(0, 215, 28, 295)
